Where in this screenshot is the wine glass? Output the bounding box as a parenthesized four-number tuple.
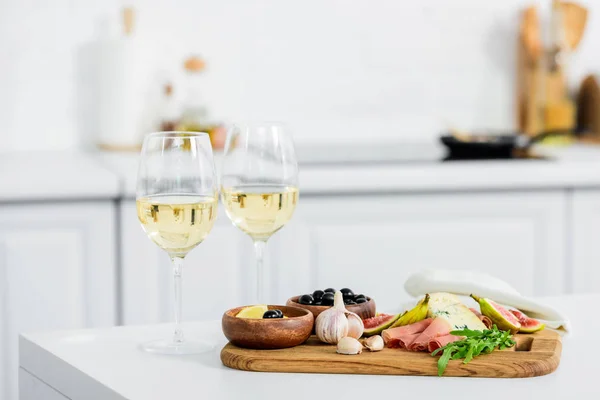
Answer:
(221, 123, 299, 304)
(136, 131, 218, 354)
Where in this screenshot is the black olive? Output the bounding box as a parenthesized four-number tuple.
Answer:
(324, 288, 336, 294)
(298, 294, 314, 305)
(321, 292, 335, 305)
(355, 297, 367, 304)
(354, 294, 366, 301)
(273, 309, 284, 317)
(312, 290, 325, 300)
(340, 288, 354, 298)
(313, 300, 322, 306)
(345, 300, 357, 305)
(343, 297, 353, 305)
(322, 292, 335, 300)
(263, 310, 283, 319)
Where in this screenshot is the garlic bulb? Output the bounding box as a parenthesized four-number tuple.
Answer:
(337, 337, 363, 355)
(315, 291, 365, 344)
(363, 335, 384, 352)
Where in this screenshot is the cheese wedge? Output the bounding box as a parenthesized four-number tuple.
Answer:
(427, 292, 462, 309)
(427, 292, 487, 331)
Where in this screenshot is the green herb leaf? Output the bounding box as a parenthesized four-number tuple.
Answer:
(431, 325, 516, 376)
(431, 347, 443, 357)
(450, 329, 482, 337)
(463, 345, 475, 363)
(437, 347, 454, 376)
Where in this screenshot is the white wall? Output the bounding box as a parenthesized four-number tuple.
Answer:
(1, 0, 599, 151)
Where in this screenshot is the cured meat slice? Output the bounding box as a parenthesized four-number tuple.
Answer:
(382, 319, 433, 348)
(408, 318, 452, 351)
(385, 332, 421, 349)
(470, 308, 493, 329)
(427, 334, 464, 353)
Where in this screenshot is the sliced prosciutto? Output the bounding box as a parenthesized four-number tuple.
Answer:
(427, 334, 464, 353)
(386, 332, 421, 349)
(470, 308, 493, 329)
(382, 318, 433, 348)
(408, 318, 452, 351)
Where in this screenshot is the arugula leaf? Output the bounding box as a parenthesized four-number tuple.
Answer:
(437, 346, 454, 376)
(463, 345, 475, 363)
(432, 325, 516, 376)
(431, 346, 444, 357)
(450, 328, 482, 337)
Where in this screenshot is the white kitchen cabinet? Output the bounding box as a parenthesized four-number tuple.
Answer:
(570, 189, 600, 294)
(0, 201, 116, 400)
(120, 200, 254, 325)
(269, 191, 568, 311)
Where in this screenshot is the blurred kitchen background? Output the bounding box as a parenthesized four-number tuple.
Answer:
(2, 0, 600, 398)
(2, 0, 599, 149)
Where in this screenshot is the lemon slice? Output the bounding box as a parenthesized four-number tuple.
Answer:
(236, 304, 268, 319)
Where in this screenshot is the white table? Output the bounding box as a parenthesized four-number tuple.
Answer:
(19, 294, 598, 400)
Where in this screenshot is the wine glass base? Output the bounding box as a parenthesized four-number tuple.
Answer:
(140, 339, 214, 355)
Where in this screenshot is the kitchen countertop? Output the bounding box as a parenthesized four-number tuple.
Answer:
(0, 151, 120, 202)
(96, 142, 600, 197)
(19, 294, 598, 400)
(5, 142, 600, 202)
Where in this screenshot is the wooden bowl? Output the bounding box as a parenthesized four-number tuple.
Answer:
(222, 305, 314, 350)
(286, 295, 377, 320)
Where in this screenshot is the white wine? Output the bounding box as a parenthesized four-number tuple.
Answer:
(137, 195, 218, 256)
(221, 185, 299, 240)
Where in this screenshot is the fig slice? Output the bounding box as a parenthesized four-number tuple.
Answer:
(510, 309, 546, 333)
(362, 313, 402, 336)
(471, 294, 521, 333)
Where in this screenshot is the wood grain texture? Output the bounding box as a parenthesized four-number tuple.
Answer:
(221, 329, 561, 378)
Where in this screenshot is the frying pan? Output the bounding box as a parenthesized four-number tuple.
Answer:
(440, 130, 571, 159)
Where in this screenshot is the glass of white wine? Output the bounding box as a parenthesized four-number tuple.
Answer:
(221, 123, 299, 304)
(136, 132, 218, 355)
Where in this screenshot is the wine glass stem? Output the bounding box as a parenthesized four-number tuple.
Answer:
(253, 240, 266, 304)
(171, 255, 185, 344)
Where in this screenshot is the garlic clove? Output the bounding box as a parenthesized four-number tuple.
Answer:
(345, 311, 364, 339)
(337, 337, 363, 355)
(363, 335, 384, 352)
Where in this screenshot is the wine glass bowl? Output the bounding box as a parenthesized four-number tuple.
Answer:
(137, 194, 217, 256)
(221, 123, 299, 304)
(136, 131, 218, 355)
(220, 185, 298, 241)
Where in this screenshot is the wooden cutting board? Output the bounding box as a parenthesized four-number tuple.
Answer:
(221, 329, 562, 378)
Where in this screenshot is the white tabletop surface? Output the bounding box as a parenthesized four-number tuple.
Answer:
(19, 294, 598, 400)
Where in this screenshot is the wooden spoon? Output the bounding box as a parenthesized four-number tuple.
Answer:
(560, 1, 588, 51)
(518, 6, 543, 135)
(521, 6, 542, 62)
